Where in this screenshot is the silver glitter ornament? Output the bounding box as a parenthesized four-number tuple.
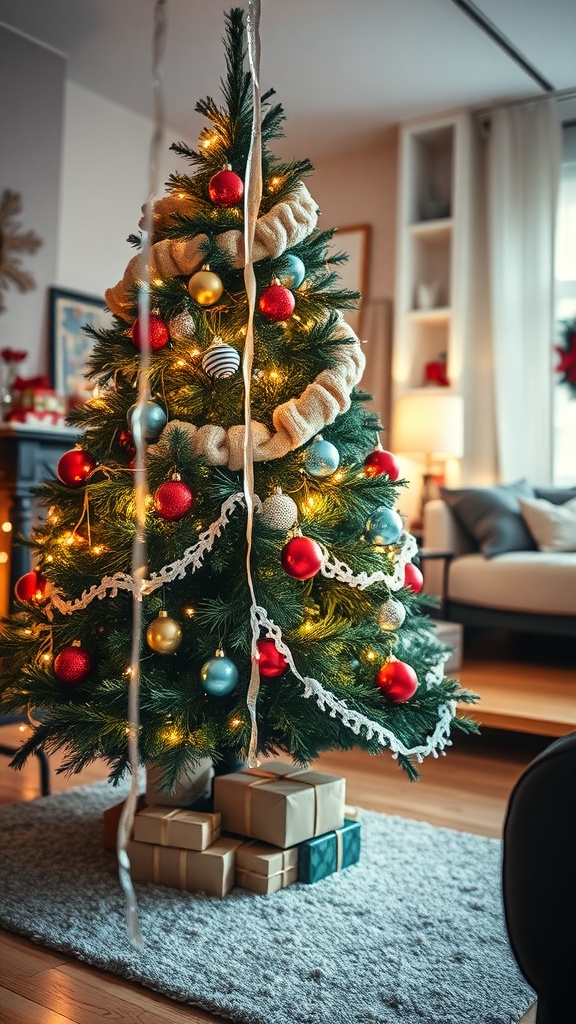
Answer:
(169, 310, 196, 343)
(378, 598, 406, 631)
(258, 491, 298, 531)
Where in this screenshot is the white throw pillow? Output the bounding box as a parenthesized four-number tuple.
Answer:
(518, 496, 576, 552)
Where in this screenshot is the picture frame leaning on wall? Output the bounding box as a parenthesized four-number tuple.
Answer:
(49, 287, 111, 404)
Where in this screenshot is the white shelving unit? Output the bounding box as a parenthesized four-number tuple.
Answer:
(392, 112, 472, 401)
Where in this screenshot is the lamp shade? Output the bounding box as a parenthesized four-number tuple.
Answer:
(393, 393, 464, 458)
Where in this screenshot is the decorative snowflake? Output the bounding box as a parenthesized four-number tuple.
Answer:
(0, 190, 43, 313)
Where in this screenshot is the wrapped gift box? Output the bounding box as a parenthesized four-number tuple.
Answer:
(133, 805, 220, 852)
(236, 840, 298, 895)
(214, 760, 345, 848)
(145, 758, 213, 807)
(344, 805, 361, 822)
(127, 836, 242, 898)
(102, 795, 146, 852)
(10, 375, 66, 414)
(298, 819, 361, 884)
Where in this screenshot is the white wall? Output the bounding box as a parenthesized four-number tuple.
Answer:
(312, 131, 398, 302)
(57, 82, 195, 299)
(0, 26, 65, 374)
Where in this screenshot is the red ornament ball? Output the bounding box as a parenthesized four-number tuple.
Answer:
(154, 480, 195, 521)
(281, 535, 322, 580)
(256, 638, 288, 678)
(364, 448, 400, 481)
(130, 314, 169, 351)
(54, 645, 92, 686)
(14, 570, 47, 604)
(404, 562, 424, 594)
(57, 448, 97, 487)
(208, 169, 244, 207)
(258, 283, 295, 323)
(118, 428, 136, 458)
(376, 659, 418, 703)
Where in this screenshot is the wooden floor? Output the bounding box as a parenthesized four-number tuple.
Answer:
(2, 625, 568, 1024)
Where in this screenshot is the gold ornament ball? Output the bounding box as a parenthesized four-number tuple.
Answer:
(146, 610, 183, 654)
(188, 269, 224, 306)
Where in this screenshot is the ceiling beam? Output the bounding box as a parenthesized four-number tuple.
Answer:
(448, 0, 555, 93)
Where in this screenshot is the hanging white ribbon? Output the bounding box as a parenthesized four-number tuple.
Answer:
(117, 0, 167, 949)
(242, 0, 264, 768)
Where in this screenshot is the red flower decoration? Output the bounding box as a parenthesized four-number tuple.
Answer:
(555, 322, 576, 395)
(0, 347, 27, 363)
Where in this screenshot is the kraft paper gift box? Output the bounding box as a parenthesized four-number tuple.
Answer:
(236, 840, 299, 895)
(133, 805, 221, 852)
(145, 758, 213, 807)
(102, 796, 146, 852)
(297, 819, 361, 884)
(127, 836, 242, 898)
(213, 760, 345, 848)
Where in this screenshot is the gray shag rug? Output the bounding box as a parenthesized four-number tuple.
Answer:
(0, 781, 534, 1024)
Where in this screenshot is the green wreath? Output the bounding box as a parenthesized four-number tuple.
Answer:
(555, 317, 576, 399)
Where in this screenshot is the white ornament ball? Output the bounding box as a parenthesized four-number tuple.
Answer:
(169, 310, 196, 343)
(258, 492, 299, 531)
(202, 340, 241, 380)
(378, 598, 406, 632)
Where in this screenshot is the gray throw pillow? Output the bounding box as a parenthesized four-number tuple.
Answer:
(534, 486, 576, 505)
(440, 480, 536, 558)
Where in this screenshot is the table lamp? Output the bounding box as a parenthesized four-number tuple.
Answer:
(392, 392, 464, 528)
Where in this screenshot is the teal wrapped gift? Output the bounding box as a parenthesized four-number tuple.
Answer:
(298, 818, 361, 884)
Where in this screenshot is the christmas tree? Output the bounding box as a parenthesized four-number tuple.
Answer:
(0, 9, 476, 789)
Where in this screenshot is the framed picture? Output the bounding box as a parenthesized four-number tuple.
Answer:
(49, 287, 111, 401)
(333, 224, 371, 336)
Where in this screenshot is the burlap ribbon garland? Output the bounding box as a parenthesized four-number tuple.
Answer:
(105, 181, 319, 320)
(148, 318, 365, 470)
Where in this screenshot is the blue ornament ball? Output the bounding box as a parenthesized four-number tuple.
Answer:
(277, 254, 306, 289)
(365, 506, 403, 546)
(202, 340, 240, 380)
(127, 400, 167, 443)
(304, 437, 340, 478)
(200, 652, 239, 696)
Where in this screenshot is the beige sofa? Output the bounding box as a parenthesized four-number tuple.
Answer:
(423, 497, 576, 637)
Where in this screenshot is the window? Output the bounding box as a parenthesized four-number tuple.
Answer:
(553, 125, 576, 485)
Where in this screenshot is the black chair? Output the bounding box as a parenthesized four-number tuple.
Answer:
(0, 713, 50, 796)
(502, 732, 576, 1024)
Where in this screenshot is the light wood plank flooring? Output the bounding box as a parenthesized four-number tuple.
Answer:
(2, 623, 566, 1024)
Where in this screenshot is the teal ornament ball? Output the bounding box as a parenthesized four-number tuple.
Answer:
(304, 437, 340, 478)
(202, 340, 241, 380)
(277, 254, 306, 289)
(127, 400, 167, 443)
(365, 506, 403, 546)
(200, 652, 239, 696)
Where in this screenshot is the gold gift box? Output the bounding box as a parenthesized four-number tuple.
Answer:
(133, 805, 221, 852)
(127, 836, 242, 898)
(236, 840, 299, 895)
(214, 760, 345, 848)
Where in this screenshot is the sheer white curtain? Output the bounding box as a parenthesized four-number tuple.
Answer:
(487, 98, 561, 484)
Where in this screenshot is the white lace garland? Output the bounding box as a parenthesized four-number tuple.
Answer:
(251, 604, 455, 761)
(50, 492, 245, 614)
(46, 494, 455, 759)
(319, 532, 418, 591)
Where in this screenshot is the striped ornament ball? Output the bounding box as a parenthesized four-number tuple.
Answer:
(202, 340, 241, 380)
